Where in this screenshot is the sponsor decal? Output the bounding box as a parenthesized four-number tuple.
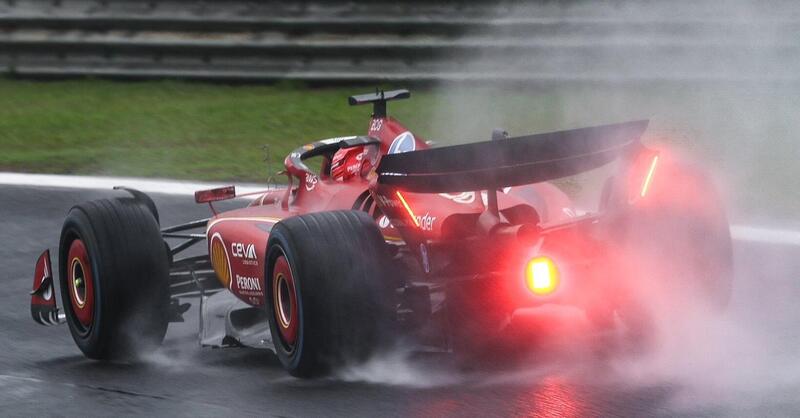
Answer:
(369, 118, 383, 132)
(341, 152, 364, 179)
(388, 131, 416, 154)
(305, 173, 318, 191)
(231, 242, 258, 265)
(235, 274, 262, 292)
(439, 192, 475, 204)
(378, 213, 434, 230)
(393, 219, 413, 228)
(415, 213, 437, 231)
(231, 242, 256, 259)
(562, 208, 577, 218)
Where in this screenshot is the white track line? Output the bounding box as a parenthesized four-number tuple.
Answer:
(0, 172, 268, 196)
(729, 226, 800, 246)
(1, 172, 799, 246)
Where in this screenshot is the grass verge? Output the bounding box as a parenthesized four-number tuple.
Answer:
(0, 78, 797, 219)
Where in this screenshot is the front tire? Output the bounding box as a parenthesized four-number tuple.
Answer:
(265, 210, 397, 377)
(59, 198, 170, 360)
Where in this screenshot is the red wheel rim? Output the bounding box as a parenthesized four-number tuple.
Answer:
(67, 239, 94, 327)
(272, 255, 298, 347)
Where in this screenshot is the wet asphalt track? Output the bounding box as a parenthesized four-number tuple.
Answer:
(2, 185, 799, 417)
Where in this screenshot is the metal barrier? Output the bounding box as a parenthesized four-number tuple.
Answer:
(1, 0, 798, 83)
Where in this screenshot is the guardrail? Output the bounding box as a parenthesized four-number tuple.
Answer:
(1, 0, 798, 83)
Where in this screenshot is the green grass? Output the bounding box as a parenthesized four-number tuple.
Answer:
(0, 79, 418, 180)
(0, 78, 797, 219)
(0, 78, 715, 182)
(0, 78, 734, 182)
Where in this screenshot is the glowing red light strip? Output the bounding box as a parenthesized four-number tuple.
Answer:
(640, 155, 659, 197)
(395, 191, 420, 228)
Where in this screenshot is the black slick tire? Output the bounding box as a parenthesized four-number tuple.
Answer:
(265, 210, 396, 377)
(59, 197, 170, 360)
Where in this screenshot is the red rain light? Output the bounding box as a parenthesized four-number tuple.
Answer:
(525, 256, 559, 296)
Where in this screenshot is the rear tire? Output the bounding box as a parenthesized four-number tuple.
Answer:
(600, 160, 733, 340)
(265, 210, 397, 377)
(619, 162, 733, 310)
(59, 197, 170, 360)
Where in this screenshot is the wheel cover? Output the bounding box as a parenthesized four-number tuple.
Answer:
(272, 255, 298, 348)
(67, 239, 94, 328)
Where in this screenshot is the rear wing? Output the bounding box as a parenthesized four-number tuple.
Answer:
(348, 89, 410, 118)
(370, 120, 651, 264)
(376, 120, 649, 193)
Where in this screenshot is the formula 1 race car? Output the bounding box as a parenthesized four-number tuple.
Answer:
(30, 89, 732, 377)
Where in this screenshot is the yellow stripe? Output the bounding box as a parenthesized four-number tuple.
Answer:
(395, 191, 420, 228)
(206, 216, 283, 233)
(207, 215, 405, 244)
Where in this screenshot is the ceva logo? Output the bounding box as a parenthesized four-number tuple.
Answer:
(231, 242, 256, 260)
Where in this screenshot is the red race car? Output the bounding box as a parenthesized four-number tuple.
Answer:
(30, 89, 732, 377)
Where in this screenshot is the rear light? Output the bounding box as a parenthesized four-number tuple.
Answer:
(195, 186, 236, 203)
(525, 256, 559, 296)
